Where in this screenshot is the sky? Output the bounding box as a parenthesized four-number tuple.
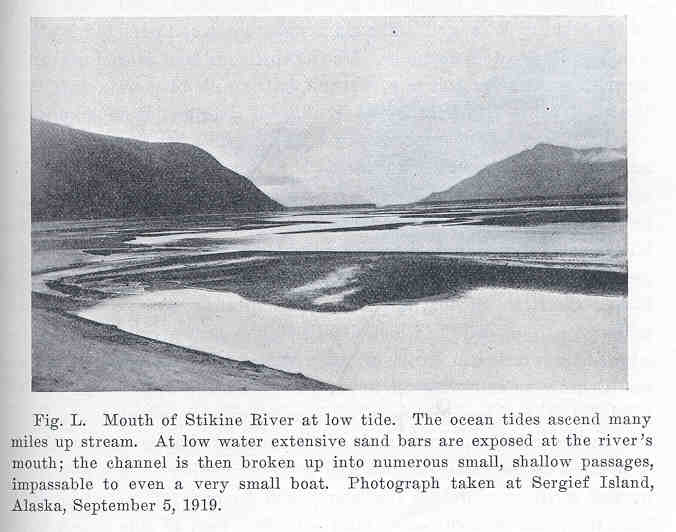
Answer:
(31, 17, 626, 206)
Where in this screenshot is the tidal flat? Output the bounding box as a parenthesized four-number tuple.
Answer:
(32, 198, 627, 390)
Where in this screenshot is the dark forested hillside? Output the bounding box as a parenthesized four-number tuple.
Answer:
(31, 118, 282, 220)
(421, 143, 627, 203)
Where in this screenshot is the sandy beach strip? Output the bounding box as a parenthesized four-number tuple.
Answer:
(31, 293, 341, 392)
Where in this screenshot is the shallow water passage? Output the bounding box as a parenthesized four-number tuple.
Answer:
(132, 216, 626, 264)
(78, 288, 626, 390)
(124, 202, 626, 271)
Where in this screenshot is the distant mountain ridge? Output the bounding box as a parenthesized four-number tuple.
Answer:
(421, 143, 627, 203)
(31, 118, 282, 221)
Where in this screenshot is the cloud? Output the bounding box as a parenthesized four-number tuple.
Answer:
(254, 175, 300, 186)
(32, 17, 626, 205)
(172, 108, 220, 124)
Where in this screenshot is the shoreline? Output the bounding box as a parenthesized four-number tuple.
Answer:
(30, 205, 627, 391)
(31, 292, 342, 392)
(31, 248, 627, 391)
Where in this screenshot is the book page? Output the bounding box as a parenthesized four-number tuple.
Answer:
(2, 1, 675, 530)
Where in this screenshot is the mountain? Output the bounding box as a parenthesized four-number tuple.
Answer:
(420, 143, 627, 203)
(31, 118, 282, 221)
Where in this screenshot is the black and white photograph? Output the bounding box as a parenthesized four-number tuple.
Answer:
(30, 16, 627, 391)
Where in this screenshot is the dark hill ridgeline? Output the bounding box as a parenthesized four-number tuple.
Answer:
(31, 118, 283, 221)
(421, 143, 627, 203)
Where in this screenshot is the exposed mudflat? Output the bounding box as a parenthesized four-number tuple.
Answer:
(32, 198, 627, 391)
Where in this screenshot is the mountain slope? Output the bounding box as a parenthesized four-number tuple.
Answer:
(31, 118, 282, 220)
(421, 143, 627, 203)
